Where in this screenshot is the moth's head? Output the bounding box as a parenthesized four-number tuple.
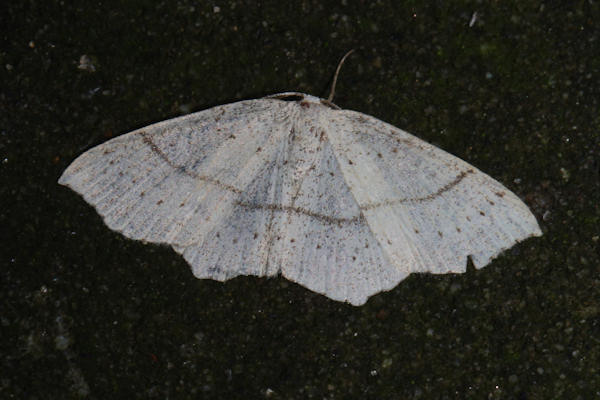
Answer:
(266, 92, 340, 110)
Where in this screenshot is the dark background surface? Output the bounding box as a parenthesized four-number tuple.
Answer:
(2, 1, 599, 399)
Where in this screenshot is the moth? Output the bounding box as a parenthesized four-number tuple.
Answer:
(59, 52, 541, 305)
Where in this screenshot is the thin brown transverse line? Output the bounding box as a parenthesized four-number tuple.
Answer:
(361, 169, 473, 210)
(141, 130, 360, 225)
(140, 131, 242, 194)
(141, 131, 472, 222)
(236, 201, 361, 225)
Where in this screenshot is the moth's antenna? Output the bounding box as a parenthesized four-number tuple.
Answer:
(327, 49, 355, 103)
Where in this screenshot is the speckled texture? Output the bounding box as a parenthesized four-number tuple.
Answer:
(2, 1, 599, 399)
(58, 92, 540, 306)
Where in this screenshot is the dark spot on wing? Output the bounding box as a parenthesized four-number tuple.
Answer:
(214, 109, 226, 122)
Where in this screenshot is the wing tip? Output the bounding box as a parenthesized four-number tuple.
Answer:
(57, 172, 69, 186)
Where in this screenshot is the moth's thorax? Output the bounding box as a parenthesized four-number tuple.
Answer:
(265, 92, 340, 110)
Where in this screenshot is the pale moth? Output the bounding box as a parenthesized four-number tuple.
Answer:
(59, 51, 542, 305)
